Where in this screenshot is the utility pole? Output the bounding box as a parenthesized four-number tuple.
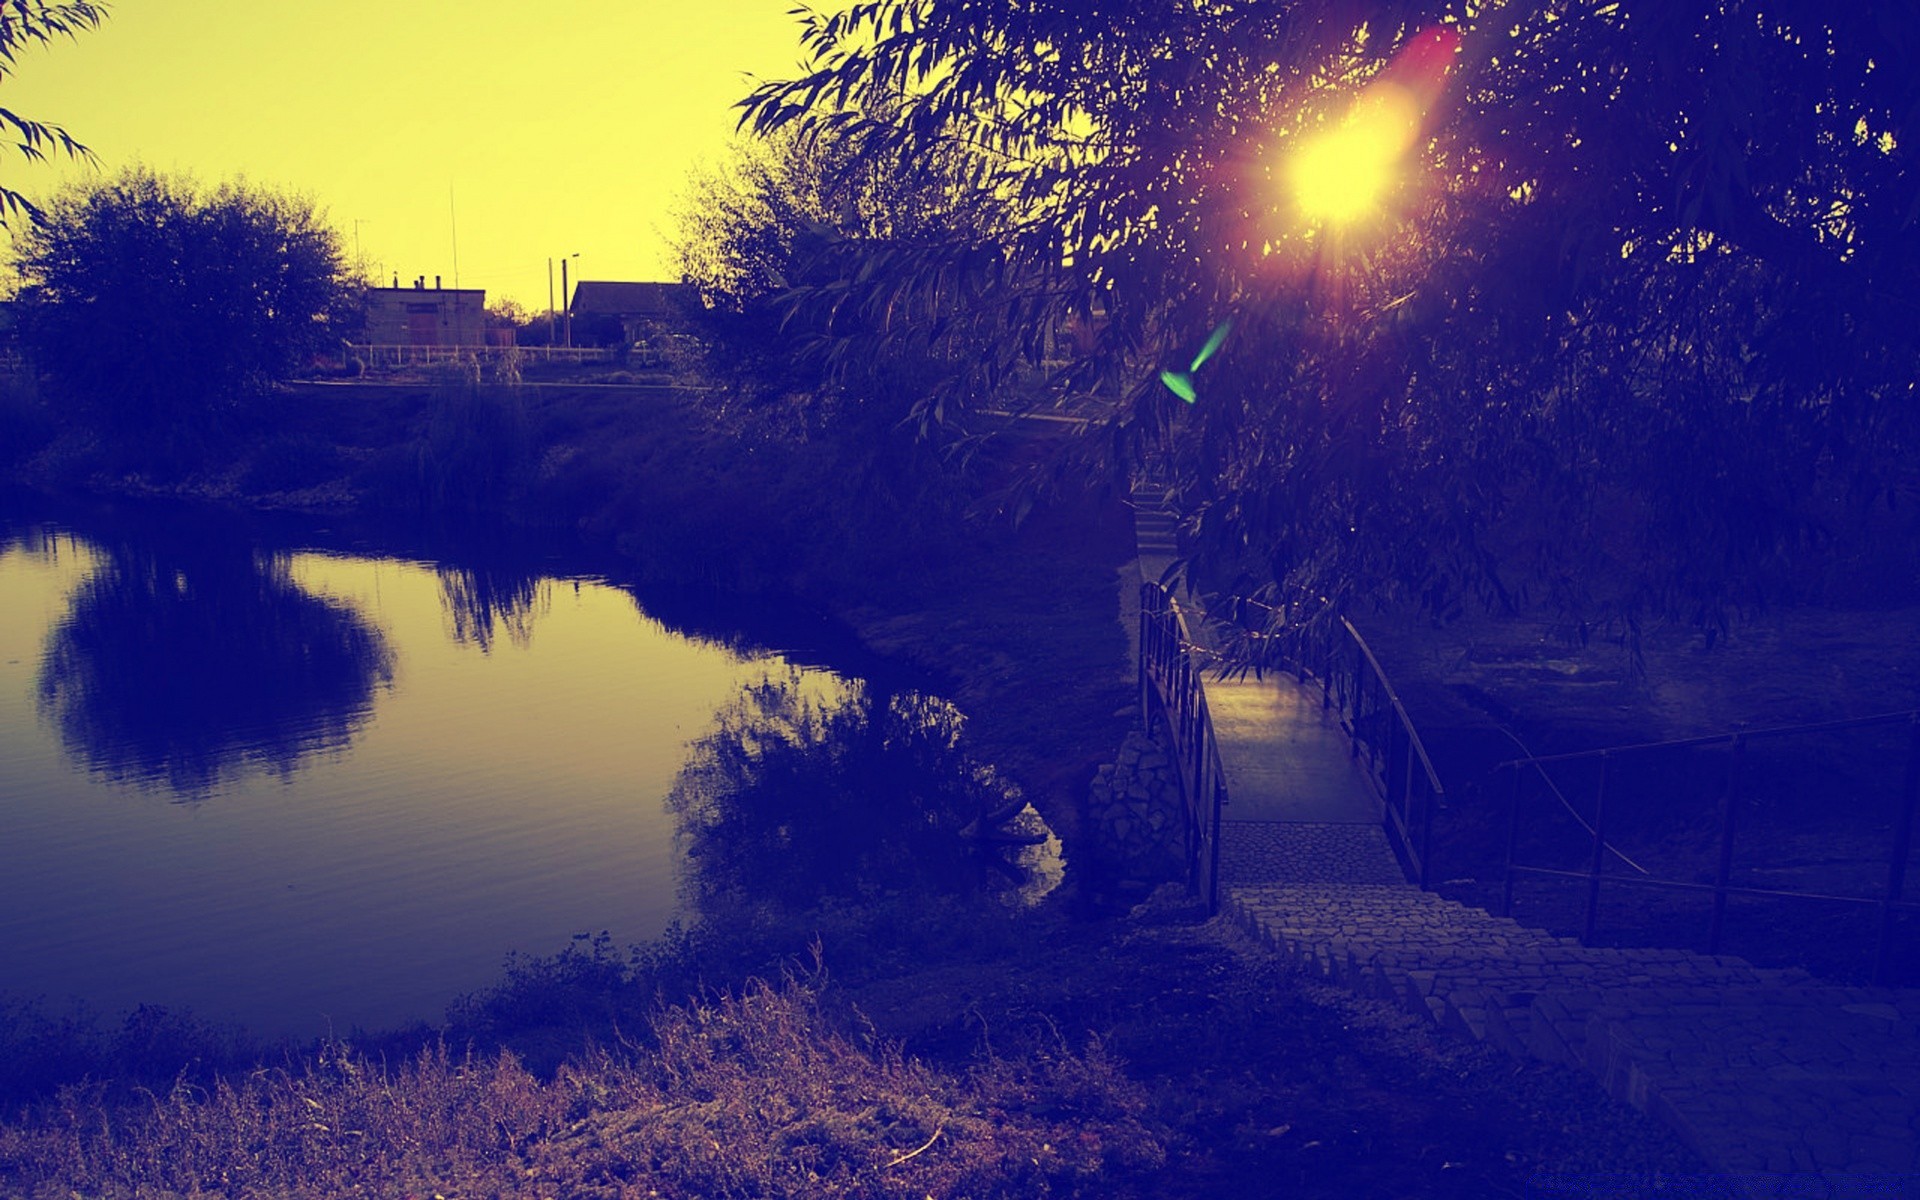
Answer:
(561, 253, 578, 349)
(547, 257, 556, 346)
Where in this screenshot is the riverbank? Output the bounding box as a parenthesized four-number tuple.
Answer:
(3, 370, 1136, 843)
(0, 370, 1709, 1194)
(0, 909, 1704, 1199)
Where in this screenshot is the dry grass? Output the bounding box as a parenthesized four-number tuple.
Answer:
(0, 972, 1160, 1199)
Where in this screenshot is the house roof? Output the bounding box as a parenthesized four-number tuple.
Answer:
(568, 280, 692, 318)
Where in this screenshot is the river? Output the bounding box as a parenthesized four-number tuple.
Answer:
(0, 497, 1057, 1039)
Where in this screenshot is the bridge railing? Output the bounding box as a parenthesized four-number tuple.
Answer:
(1279, 615, 1446, 889)
(1496, 711, 1920, 984)
(1139, 582, 1227, 913)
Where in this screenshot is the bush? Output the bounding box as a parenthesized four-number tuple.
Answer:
(0, 995, 260, 1113)
(414, 361, 532, 512)
(0, 372, 52, 466)
(239, 433, 345, 493)
(11, 168, 358, 454)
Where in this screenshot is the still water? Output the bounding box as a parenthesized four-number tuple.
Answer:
(0, 504, 1055, 1039)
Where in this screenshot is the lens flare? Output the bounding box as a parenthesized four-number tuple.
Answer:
(1159, 320, 1234, 404)
(1287, 26, 1462, 227)
(1290, 88, 1420, 225)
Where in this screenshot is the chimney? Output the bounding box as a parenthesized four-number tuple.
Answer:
(435, 275, 442, 289)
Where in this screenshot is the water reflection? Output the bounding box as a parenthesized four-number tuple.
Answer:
(668, 667, 1061, 912)
(37, 541, 393, 798)
(435, 563, 549, 652)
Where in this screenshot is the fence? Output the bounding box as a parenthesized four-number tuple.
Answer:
(341, 344, 612, 370)
(1496, 711, 1920, 984)
(1138, 582, 1227, 912)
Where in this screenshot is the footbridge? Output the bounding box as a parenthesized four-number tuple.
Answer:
(1137, 581, 1439, 907)
(1128, 492, 1920, 1184)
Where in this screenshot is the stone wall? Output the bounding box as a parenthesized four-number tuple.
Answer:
(1086, 725, 1186, 890)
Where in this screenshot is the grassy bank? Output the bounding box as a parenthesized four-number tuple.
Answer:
(0, 910, 1702, 1199)
(0, 971, 1160, 1200)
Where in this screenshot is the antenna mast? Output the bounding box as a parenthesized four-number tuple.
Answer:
(449, 185, 464, 346)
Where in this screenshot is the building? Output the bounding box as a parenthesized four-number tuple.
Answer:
(566, 280, 694, 346)
(365, 277, 487, 348)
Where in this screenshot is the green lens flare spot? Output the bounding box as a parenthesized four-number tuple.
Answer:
(1159, 370, 1198, 404)
(1191, 320, 1233, 372)
(1160, 320, 1231, 402)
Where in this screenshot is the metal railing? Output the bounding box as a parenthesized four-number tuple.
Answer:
(1279, 614, 1447, 889)
(342, 344, 613, 369)
(1139, 582, 1227, 913)
(1496, 711, 1920, 984)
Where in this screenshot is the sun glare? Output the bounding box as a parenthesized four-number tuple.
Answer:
(1289, 87, 1420, 226)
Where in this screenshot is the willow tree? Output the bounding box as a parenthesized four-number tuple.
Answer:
(671, 116, 1024, 575)
(0, 1, 107, 226)
(674, 115, 1012, 431)
(744, 1, 1920, 658)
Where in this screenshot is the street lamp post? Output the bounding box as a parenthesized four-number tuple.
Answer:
(561, 252, 579, 349)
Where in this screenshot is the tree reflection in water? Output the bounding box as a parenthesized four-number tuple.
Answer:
(435, 563, 548, 652)
(668, 667, 1060, 913)
(38, 544, 393, 798)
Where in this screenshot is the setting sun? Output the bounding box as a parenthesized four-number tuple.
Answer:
(1286, 26, 1460, 228)
(1289, 87, 1420, 226)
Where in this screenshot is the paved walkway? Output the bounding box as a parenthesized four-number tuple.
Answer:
(1208, 676, 1380, 824)
(1127, 483, 1920, 1186)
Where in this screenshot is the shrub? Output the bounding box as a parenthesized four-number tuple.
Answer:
(0, 373, 52, 467)
(0, 995, 261, 1114)
(239, 433, 344, 493)
(414, 361, 532, 512)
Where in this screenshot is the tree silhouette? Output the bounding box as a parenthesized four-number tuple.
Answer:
(38, 541, 394, 798)
(12, 168, 359, 449)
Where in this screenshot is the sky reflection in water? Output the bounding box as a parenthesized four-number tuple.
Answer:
(0, 518, 1055, 1039)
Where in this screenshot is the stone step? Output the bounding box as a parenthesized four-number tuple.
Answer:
(1218, 821, 1409, 887)
(1227, 879, 1920, 1176)
(1129, 480, 1179, 559)
(1571, 988, 1920, 1174)
(1233, 887, 1813, 1039)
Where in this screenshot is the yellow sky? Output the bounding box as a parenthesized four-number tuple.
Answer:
(2, 1, 815, 311)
